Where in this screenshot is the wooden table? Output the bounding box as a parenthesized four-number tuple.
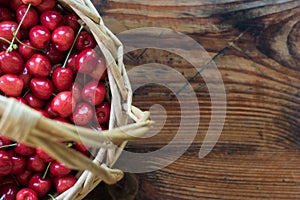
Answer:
(86, 1, 300, 199)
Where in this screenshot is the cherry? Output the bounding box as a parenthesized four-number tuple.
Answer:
(0, 41, 9, 51)
(14, 143, 35, 156)
(52, 66, 73, 91)
(40, 10, 65, 31)
(16, 188, 38, 200)
(50, 161, 71, 177)
(73, 142, 89, 157)
(95, 101, 111, 124)
(11, 154, 26, 175)
(36, 0, 56, 12)
(15, 97, 28, 104)
(54, 174, 77, 194)
(75, 31, 96, 51)
(0, 183, 18, 200)
(29, 25, 51, 49)
(24, 93, 45, 108)
(0, 6, 14, 21)
(19, 67, 32, 90)
(30, 77, 53, 100)
(52, 26, 74, 51)
(0, 135, 12, 146)
(51, 91, 75, 118)
(36, 147, 54, 162)
(45, 43, 66, 65)
(0, 175, 15, 185)
(71, 82, 82, 102)
(88, 57, 107, 80)
(64, 13, 80, 32)
(66, 52, 78, 73)
(28, 174, 52, 197)
(9, 0, 23, 11)
(27, 154, 46, 172)
(0, 51, 24, 74)
(44, 101, 59, 118)
(16, 170, 33, 185)
(72, 102, 94, 125)
(81, 81, 106, 105)
(0, 150, 13, 176)
(16, 5, 39, 29)
(0, 21, 20, 41)
(26, 53, 52, 77)
(18, 40, 39, 60)
(22, 0, 42, 6)
(76, 48, 99, 74)
(0, 74, 24, 97)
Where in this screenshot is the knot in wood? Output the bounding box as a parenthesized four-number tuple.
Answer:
(0, 97, 41, 143)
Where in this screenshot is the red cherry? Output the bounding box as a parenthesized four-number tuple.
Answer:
(75, 31, 96, 51)
(72, 102, 94, 125)
(45, 43, 66, 65)
(16, 5, 39, 29)
(26, 53, 52, 77)
(29, 25, 51, 49)
(73, 142, 89, 157)
(18, 40, 39, 60)
(36, 0, 56, 12)
(15, 97, 28, 104)
(24, 93, 45, 108)
(52, 26, 74, 51)
(0, 135, 12, 146)
(0, 6, 14, 21)
(71, 82, 82, 102)
(30, 77, 53, 100)
(0, 74, 24, 97)
(16, 170, 33, 185)
(54, 174, 77, 194)
(0, 184, 17, 200)
(36, 147, 54, 162)
(44, 101, 59, 118)
(95, 101, 111, 124)
(11, 154, 26, 175)
(52, 67, 73, 91)
(81, 81, 106, 105)
(50, 161, 71, 177)
(0, 175, 15, 185)
(88, 57, 107, 80)
(28, 174, 52, 197)
(19, 67, 32, 91)
(16, 188, 38, 200)
(0, 21, 20, 41)
(0, 150, 13, 176)
(64, 13, 80, 32)
(14, 143, 35, 156)
(51, 91, 75, 118)
(0, 51, 24, 74)
(22, 0, 42, 6)
(76, 48, 98, 74)
(66, 52, 78, 74)
(9, 0, 23, 11)
(40, 10, 65, 31)
(27, 154, 46, 172)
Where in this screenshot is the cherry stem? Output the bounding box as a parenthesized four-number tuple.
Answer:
(0, 36, 18, 50)
(10, 174, 20, 187)
(0, 143, 17, 149)
(43, 162, 51, 179)
(15, 36, 46, 53)
(7, 3, 32, 52)
(22, 88, 31, 98)
(61, 22, 85, 68)
(48, 194, 56, 200)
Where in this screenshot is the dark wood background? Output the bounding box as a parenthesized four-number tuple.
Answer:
(86, 0, 300, 199)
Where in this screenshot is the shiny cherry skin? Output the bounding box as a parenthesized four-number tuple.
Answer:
(27, 154, 46, 172)
(50, 161, 71, 177)
(75, 31, 96, 51)
(76, 48, 99, 74)
(16, 188, 38, 200)
(22, 0, 42, 6)
(0, 21, 20, 41)
(28, 174, 52, 197)
(89, 57, 107, 80)
(14, 143, 35, 156)
(26, 53, 52, 77)
(52, 26, 74, 51)
(51, 91, 75, 118)
(29, 25, 51, 49)
(0, 6, 14, 21)
(52, 66, 74, 91)
(18, 40, 39, 60)
(24, 93, 45, 108)
(44, 101, 59, 118)
(16, 170, 33, 186)
(0, 74, 24, 97)
(19, 67, 32, 90)
(45, 43, 66, 65)
(11, 154, 26, 175)
(40, 10, 65, 31)
(0, 183, 17, 200)
(72, 102, 94, 125)
(95, 101, 111, 124)
(16, 5, 39, 29)
(0, 135, 12, 146)
(36, 147, 54, 162)
(67, 52, 78, 73)
(81, 81, 106, 105)
(30, 77, 53, 100)
(36, 0, 56, 12)
(0, 51, 24, 74)
(64, 13, 80, 32)
(0, 150, 13, 176)
(54, 174, 77, 194)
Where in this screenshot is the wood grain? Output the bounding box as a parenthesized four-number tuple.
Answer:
(86, 1, 300, 199)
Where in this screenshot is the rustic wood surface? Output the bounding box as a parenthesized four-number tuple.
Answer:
(85, 0, 300, 199)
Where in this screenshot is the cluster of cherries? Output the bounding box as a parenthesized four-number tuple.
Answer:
(0, 0, 111, 199)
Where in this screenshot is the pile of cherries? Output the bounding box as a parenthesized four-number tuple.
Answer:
(0, 0, 111, 199)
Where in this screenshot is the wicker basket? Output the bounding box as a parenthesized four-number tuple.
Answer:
(0, 0, 152, 199)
